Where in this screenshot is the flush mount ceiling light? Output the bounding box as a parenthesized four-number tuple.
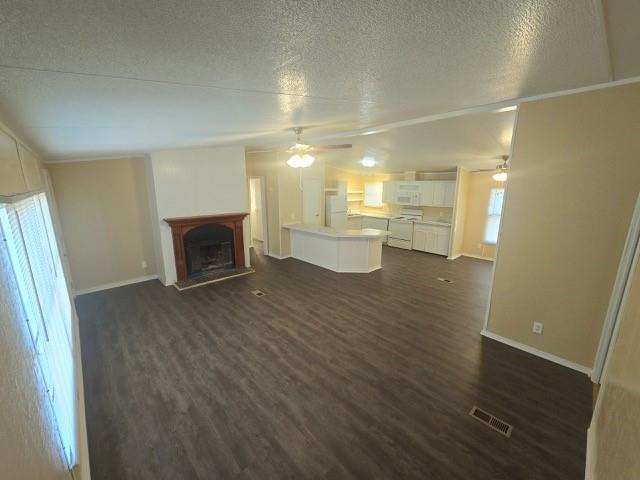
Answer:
(361, 156, 376, 167)
(492, 155, 509, 182)
(285, 127, 351, 168)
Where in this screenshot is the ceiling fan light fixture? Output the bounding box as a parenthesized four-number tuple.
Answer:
(492, 170, 508, 182)
(492, 155, 509, 182)
(299, 154, 315, 168)
(361, 156, 376, 168)
(287, 154, 303, 168)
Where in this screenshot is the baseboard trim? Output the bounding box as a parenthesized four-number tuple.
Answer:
(267, 253, 291, 260)
(481, 330, 592, 375)
(462, 253, 495, 261)
(447, 254, 462, 260)
(73, 275, 159, 296)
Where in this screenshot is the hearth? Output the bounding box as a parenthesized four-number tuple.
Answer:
(164, 213, 249, 285)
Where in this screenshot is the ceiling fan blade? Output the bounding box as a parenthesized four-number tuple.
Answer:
(308, 144, 352, 152)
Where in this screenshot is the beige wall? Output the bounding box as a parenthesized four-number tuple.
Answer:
(461, 171, 500, 260)
(450, 167, 470, 258)
(246, 151, 325, 257)
(48, 157, 157, 291)
(589, 246, 640, 478)
(487, 83, 640, 368)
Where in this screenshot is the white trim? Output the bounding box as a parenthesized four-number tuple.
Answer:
(44, 154, 148, 165)
(585, 425, 596, 480)
(592, 192, 640, 383)
(73, 274, 158, 296)
(480, 330, 592, 375)
(482, 108, 520, 332)
(267, 252, 291, 260)
(461, 253, 495, 262)
(447, 253, 462, 260)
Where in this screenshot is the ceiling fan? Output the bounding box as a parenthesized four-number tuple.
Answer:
(475, 155, 509, 182)
(286, 127, 352, 168)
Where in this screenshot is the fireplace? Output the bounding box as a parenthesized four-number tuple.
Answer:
(185, 224, 235, 278)
(164, 213, 249, 284)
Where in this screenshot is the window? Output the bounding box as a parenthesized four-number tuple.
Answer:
(0, 193, 77, 467)
(484, 188, 505, 245)
(364, 182, 384, 207)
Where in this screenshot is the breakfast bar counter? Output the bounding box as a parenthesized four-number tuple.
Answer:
(282, 224, 391, 273)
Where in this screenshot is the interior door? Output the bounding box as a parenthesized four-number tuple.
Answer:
(302, 177, 322, 225)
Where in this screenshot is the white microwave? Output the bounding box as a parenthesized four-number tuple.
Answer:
(395, 191, 421, 205)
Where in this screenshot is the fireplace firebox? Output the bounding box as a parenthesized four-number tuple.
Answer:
(164, 213, 249, 284)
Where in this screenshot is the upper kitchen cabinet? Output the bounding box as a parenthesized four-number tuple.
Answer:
(18, 143, 44, 192)
(383, 179, 456, 207)
(382, 181, 396, 203)
(0, 129, 27, 196)
(420, 180, 456, 207)
(431, 180, 455, 207)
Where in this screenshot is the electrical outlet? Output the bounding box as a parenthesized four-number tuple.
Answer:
(532, 322, 544, 335)
(141, 260, 147, 269)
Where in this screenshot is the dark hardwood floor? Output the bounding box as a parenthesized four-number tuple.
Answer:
(77, 247, 592, 480)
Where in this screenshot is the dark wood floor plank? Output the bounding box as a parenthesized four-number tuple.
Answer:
(77, 247, 591, 480)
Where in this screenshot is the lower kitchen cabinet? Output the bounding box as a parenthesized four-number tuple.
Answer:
(361, 216, 389, 244)
(347, 216, 362, 229)
(413, 224, 450, 256)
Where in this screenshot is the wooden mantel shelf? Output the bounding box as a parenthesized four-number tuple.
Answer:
(164, 212, 249, 227)
(163, 213, 249, 283)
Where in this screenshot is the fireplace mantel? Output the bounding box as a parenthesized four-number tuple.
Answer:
(164, 213, 248, 283)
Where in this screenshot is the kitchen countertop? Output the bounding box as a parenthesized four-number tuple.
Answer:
(347, 213, 393, 219)
(283, 223, 391, 238)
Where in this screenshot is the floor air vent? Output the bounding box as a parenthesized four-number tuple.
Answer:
(251, 289, 266, 297)
(469, 406, 513, 437)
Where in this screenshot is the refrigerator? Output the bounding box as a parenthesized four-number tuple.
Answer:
(325, 195, 348, 229)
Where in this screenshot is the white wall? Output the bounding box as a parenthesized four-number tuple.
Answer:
(148, 146, 249, 285)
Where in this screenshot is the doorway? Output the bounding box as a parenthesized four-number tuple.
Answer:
(302, 177, 322, 225)
(249, 177, 268, 255)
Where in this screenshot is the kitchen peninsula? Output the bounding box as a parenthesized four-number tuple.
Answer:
(283, 224, 391, 273)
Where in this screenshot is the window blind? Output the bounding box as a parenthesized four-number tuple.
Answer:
(484, 188, 505, 245)
(0, 193, 77, 467)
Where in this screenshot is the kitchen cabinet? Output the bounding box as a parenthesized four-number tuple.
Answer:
(347, 216, 362, 229)
(382, 181, 396, 203)
(422, 180, 455, 207)
(18, 143, 43, 191)
(413, 223, 450, 256)
(0, 129, 26, 196)
(384, 180, 456, 207)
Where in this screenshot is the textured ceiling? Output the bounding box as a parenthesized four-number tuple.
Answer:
(0, 0, 636, 166)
